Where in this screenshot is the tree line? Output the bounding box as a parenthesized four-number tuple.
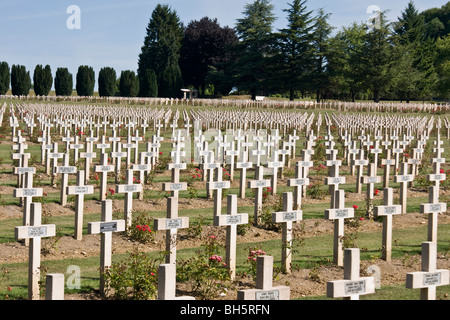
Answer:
(0, 63, 142, 98)
(0, 0, 448, 102)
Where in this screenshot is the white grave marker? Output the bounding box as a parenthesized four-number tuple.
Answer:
(327, 248, 375, 300)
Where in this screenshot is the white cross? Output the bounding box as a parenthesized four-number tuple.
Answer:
(236, 150, 253, 199)
(325, 189, 355, 266)
(381, 149, 395, 188)
(394, 162, 414, 214)
(94, 152, 114, 201)
(287, 160, 312, 210)
(207, 165, 231, 217)
(154, 197, 189, 264)
(374, 187, 402, 261)
(406, 242, 449, 300)
(54, 153, 77, 206)
(214, 194, 248, 280)
(272, 192, 302, 273)
(420, 185, 447, 243)
(157, 264, 195, 300)
(327, 248, 375, 300)
(116, 169, 143, 229)
(15, 202, 56, 300)
(237, 255, 290, 300)
(88, 199, 126, 296)
(67, 170, 94, 240)
(248, 166, 271, 225)
(352, 149, 368, 194)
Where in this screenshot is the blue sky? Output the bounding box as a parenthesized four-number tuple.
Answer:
(0, 0, 447, 90)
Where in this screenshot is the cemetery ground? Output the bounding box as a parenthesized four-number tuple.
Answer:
(0, 101, 449, 301)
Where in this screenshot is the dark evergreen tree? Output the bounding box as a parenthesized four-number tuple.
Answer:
(33, 64, 53, 96)
(433, 35, 450, 100)
(119, 70, 139, 97)
(0, 62, 9, 95)
(55, 68, 73, 96)
(233, 0, 276, 100)
(11, 65, 31, 96)
(394, 1, 425, 45)
(311, 8, 334, 102)
(276, 0, 315, 100)
(139, 69, 158, 97)
(138, 4, 184, 98)
(76, 65, 95, 96)
(98, 67, 117, 97)
(327, 23, 367, 101)
(360, 12, 395, 102)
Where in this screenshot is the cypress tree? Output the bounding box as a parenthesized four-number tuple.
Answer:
(0, 62, 9, 95)
(139, 69, 158, 97)
(98, 67, 117, 97)
(55, 68, 73, 96)
(76, 65, 95, 96)
(11, 65, 31, 96)
(33, 64, 53, 96)
(119, 70, 139, 97)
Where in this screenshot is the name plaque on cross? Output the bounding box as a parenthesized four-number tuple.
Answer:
(428, 174, 446, 182)
(375, 205, 401, 215)
(166, 219, 183, 229)
(94, 165, 114, 172)
(15, 224, 56, 240)
(249, 180, 271, 188)
(325, 177, 346, 185)
(287, 178, 310, 187)
(28, 226, 48, 237)
(283, 211, 297, 221)
(117, 184, 143, 193)
(154, 217, 189, 230)
(88, 220, 125, 234)
(14, 188, 43, 197)
(344, 280, 367, 295)
(168, 163, 187, 170)
(67, 185, 94, 194)
(326, 160, 342, 166)
(80, 152, 96, 158)
(211, 181, 231, 189)
(55, 166, 76, 174)
(407, 270, 449, 289)
(226, 215, 242, 224)
(236, 162, 252, 169)
(423, 273, 442, 286)
(325, 208, 354, 220)
(163, 182, 187, 191)
(100, 222, 118, 233)
(420, 203, 447, 213)
(13, 167, 35, 174)
(214, 213, 248, 227)
(382, 159, 395, 165)
(395, 175, 414, 182)
(133, 164, 151, 171)
(255, 290, 279, 300)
